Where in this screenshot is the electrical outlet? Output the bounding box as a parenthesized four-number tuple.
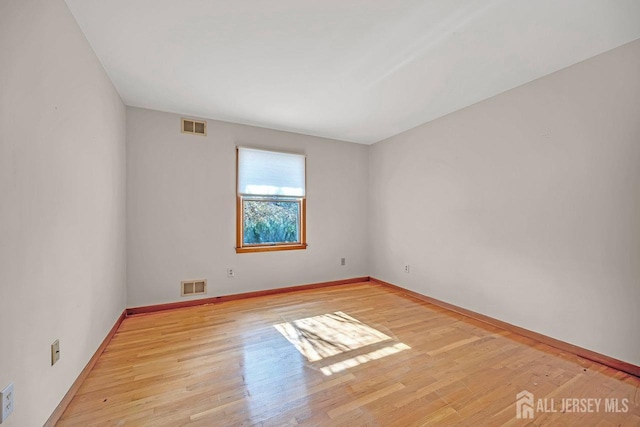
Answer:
(0, 382, 14, 423)
(227, 268, 235, 278)
(51, 339, 60, 365)
(404, 263, 410, 274)
(341, 257, 346, 266)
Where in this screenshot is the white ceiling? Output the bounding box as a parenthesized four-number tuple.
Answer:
(64, 0, 640, 144)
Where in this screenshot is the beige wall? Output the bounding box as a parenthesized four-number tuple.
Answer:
(369, 39, 640, 365)
(126, 107, 369, 307)
(0, 1, 127, 425)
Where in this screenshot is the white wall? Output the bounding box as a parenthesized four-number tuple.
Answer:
(0, 1, 127, 425)
(126, 107, 369, 307)
(369, 39, 640, 365)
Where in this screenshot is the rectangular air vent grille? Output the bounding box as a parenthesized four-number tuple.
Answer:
(181, 118, 207, 136)
(181, 279, 207, 296)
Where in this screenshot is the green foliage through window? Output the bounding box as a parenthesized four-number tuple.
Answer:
(243, 199, 300, 244)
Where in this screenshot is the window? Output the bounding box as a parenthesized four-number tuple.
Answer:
(236, 147, 307, 253)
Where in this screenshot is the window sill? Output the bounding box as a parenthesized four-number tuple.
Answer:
(236, 244, 307, 254)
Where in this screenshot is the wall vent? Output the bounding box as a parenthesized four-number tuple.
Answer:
(181, 118, 207, 136)
(181, 279, 207, 296)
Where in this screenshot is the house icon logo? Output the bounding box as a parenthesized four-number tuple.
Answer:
(516, 390, 534, 419)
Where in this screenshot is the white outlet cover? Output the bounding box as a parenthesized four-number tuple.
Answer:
(51, 339, 61, 365)
(0, 382, 15, 423)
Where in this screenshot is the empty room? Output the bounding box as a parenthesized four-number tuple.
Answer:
(1, 0, 639, 425)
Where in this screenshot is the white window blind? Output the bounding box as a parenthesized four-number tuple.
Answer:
(237, 148, 306, 197)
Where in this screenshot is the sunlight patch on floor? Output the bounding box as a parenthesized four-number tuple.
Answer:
(274, 311, 391, 362)
(320, 342, 411, 376)
(274, 311, 410, 375)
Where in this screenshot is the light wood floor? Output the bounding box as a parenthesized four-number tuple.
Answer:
(58, 282, 640, 426)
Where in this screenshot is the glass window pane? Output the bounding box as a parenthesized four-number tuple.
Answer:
(243, 199, 300, 245)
